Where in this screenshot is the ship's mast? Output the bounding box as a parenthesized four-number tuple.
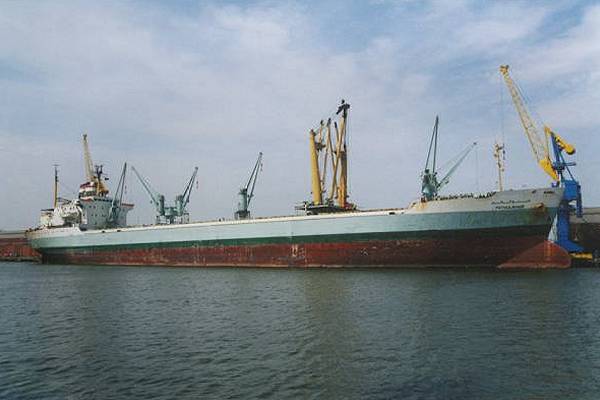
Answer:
(336, 100, 350, 208)
(493, 141, 505, 191)
(53, 164, 59, 208)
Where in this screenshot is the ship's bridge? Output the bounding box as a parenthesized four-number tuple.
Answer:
(79, 181, 106, 199)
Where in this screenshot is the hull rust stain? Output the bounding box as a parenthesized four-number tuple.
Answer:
(0, 236, 40, 262)
(42, 234, 570, 269)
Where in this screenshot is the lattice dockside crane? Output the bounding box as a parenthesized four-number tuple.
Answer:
(499, 65, 583, 253)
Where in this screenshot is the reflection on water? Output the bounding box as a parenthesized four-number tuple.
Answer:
(1, 263, 600, 399)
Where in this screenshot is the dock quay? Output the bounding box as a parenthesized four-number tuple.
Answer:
(0, 230, 39, 262)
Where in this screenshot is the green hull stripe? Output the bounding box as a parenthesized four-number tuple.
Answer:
(40, 225, 549, 254)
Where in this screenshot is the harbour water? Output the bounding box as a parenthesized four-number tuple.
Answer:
(1, 262, 600, 399)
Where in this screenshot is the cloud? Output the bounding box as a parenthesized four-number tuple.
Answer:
(0, 1, 598, 229)
(453, 3, 549, 52)
(520, 4, 600, 82)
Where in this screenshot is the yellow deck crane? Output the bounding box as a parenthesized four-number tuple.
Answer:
(81, 134, 109, 196)
(303, 99, 355, 214)
(499, 65, 583, 252)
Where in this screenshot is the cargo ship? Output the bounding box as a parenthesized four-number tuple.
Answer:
(26, 102, 570, 268)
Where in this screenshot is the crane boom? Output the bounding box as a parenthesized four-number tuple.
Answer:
(499, 65, 558, 181)
(437, 142, 477, 189)
(131, 165, 160, 207)
(82, 134, 94, 182)
(108, 163, 128, 226)
(235, 152, 262, 220)
(425, 116, 439, 173)
(421, 117, 476, 200)
(180, 167, 198, 210)
(246, 152, 262, 207)
(81, 134, 109, 195)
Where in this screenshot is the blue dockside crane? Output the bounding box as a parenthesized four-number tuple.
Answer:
(548, 129, 583, 252)
(500, 65, 583, 253)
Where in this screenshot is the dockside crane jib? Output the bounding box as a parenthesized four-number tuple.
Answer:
(499, 64, 583, 253)
(499, 66, 559, 182)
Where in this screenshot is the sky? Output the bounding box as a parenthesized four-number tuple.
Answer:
(1, 0, 599, 229)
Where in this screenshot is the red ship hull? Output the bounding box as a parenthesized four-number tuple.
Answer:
(41, 235, 570, 269)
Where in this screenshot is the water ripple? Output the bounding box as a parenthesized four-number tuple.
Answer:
(1, 264, 600, 399)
